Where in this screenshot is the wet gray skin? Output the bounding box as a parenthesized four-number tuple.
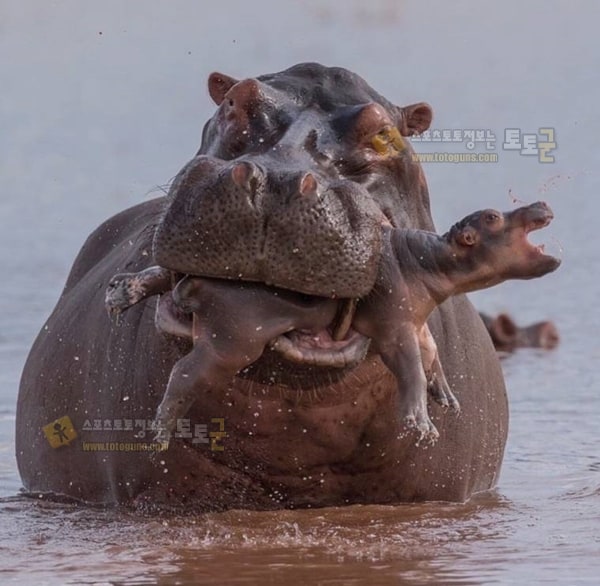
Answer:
(107, 201, 560, 444)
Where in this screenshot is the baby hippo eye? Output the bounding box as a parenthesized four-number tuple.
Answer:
(485, 212, 502, 225)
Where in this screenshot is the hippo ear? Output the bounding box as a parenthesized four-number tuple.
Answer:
(208, 72, 239, 105)
(456, 226, 479, 247)
(398, 102, 433, 137)
(489, 313, 519, 348)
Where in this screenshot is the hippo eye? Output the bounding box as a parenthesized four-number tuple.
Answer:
(370, 126, 405, 156)
(486, 213, 500, 224)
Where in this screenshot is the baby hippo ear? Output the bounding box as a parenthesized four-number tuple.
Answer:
(456, 226, 479, 246)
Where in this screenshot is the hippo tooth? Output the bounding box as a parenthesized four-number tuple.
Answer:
(331, 298, 358, 341)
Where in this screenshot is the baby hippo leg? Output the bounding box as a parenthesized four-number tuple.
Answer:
(376, 326, 440, 444)
(419, 324, 460, 412)
(154, 332, 261, 444)
(105, 265, 172, 314)
(154, 277, 338, 443)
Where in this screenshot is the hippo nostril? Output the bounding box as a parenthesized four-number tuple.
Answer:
(299, 172, 318, 197)
(231, 161, 261, 193)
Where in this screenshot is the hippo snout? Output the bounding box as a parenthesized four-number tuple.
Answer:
(153, 156, 384, 298)
(508, 200, 554, 228)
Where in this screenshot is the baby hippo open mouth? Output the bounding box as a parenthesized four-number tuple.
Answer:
(105, 201, 560, 444)
(445, 200, 560, 282)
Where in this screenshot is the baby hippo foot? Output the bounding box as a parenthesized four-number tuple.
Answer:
(399, 401, 439, 446)
(105, 266, 171, 315)
(427, 372, 460, 413)
(105, 273, 146, 314)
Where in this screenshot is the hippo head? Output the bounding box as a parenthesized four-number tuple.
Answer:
(444, 201, 561, 288)
(152, 63, 434, 375)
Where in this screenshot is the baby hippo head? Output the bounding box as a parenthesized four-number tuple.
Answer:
(444, 201, 561, 283)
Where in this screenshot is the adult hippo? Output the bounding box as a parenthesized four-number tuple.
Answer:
(480, 312, 560, 352)
(17, 63, 510, 510)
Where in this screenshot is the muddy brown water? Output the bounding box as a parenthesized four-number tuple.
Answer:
(1, 1, 599, 584)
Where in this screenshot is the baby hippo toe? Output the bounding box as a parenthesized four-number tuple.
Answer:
(428, 378, 461, 413)
(402, 408, 440, 446)
(105, 273, 147, 314)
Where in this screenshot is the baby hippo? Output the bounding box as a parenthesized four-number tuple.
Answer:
(106, 201, 560, 444)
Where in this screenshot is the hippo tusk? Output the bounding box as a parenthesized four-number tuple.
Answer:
(192, 312, 201, 346)
(331, 298, 358, 341)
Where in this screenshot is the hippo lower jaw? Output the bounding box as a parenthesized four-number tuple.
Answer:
(269, 327, 371, 368)
(155, 279, 372, 369)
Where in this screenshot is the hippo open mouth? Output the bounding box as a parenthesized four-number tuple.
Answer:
(269, 306, 371, 368)
(155, 278, 371, 369)
(522, 205, 554, 256)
